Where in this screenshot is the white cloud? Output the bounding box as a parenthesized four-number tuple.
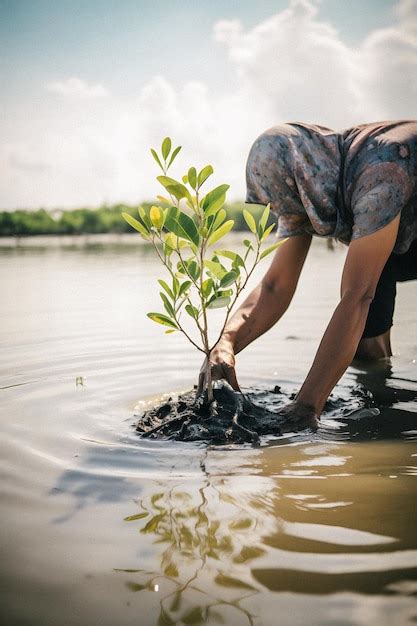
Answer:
(1, 0, 416, 209)
(46, 77, 110, 99)
(359, 0, 417, 119)
(213, 0, 363, 129)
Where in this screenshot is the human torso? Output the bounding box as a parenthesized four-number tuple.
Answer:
(338, 120, 417, 253)
(245, 120, 417, 253)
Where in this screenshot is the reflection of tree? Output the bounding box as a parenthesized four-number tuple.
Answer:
(116, 469, 271, 625)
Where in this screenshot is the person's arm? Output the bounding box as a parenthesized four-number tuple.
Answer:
(224, 233, 312, 352)
(197, 233, 312, 393)
(294, 213, 401, 418)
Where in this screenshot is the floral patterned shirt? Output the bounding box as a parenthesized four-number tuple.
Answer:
(244, 120, 417, 253)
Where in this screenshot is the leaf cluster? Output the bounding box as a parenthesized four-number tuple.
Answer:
(122, 136, 286, 353)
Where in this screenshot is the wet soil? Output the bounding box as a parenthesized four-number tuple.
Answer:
(135, 380, 376, 445)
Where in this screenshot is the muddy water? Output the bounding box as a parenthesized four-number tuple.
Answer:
(0, 233, 416, 625)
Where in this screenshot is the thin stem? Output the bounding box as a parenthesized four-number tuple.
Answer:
(209, 238, 261, 353)
(152, 232, 206, 341)
(150, 236, 205, 354)
(195, 186, 214, 403)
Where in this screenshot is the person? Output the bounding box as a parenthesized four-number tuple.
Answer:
(197, 120, 417, 429)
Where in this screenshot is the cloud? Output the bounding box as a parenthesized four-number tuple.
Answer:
(1, 0, 416, 209)
(7, 146, 50, 173)
(359, 0, 417, 119)
(46, 77, 110, 99)
(213, 0, 363, 129)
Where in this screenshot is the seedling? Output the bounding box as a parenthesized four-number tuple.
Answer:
(122, 137, 285, 403)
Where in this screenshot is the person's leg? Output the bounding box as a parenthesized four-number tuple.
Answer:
(354, 238, 417, 363)
(354, 328, 392, 361)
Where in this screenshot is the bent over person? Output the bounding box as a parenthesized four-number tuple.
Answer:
(198, 120, 417, 429)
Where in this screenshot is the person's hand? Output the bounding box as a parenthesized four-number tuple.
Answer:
(197, 339, 241, 397)
(278, 400, 319, 432)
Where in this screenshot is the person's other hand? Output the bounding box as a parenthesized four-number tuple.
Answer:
(197, 339, 241, 397)
(278, 400, 319, 432)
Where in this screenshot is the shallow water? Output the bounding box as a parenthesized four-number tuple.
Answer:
(1, 233, 416, 626)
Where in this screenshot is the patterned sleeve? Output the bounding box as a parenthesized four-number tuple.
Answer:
(245, 146, 309, 239)
(350, 161, 414, 242)
(275, 213, 310, 239)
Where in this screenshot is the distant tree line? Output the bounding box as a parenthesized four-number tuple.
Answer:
(0, 202, 275, 237)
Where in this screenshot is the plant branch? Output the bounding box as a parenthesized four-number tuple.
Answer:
(150, 235, 205, 353)
(209, 239, 261, 352)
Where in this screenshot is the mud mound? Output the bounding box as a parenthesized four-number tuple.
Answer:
(135, 380, 317, 445)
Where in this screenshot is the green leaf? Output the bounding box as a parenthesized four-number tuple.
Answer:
(204, 193, 226, 218)
(197, 164, 213, 187)
(158, 279, 174, 300)
(169, 213, 199, 246)
(217, 288, 233, 297)
(167, 145, 181, 168)
(207, 295, 231, 309)
(185, 304, 199, 320)
(138, 205, 152, 229)
(161, 137, 171, 160)
(165, 329, 176, 334)
(202, 278, 213, 298)
(243, 208, 257, 234)
(201, 185, 229, 217)
(160, 292, 175, 317)
(186, 259, 200, 280)
(260, 202, 270, 232)
(243, 238, 253, 248)
(172, 275, 180, 297)
(187, 166, 197, 189)
(178, 212, 200, 246)
(163, 232, 183, 254)
(261, 222, 276, 241)
(157, 175, 193, 205)
(163, 206, 180, 230)
(178, 280, 192, 297)
(215, 249, 245, 267)
(201, 184, 230, 210)
(147, 312, 178, 328)
(260, 240, 285, 259)
(150, 148, 163, 170)
(122, 212, 149, 238)
(207, 219, 234, 247)
(210, 208, 226, 233)
(220, 270, 238, 288)
(204, 260, 226, 280)
(176, 261, 186, 275)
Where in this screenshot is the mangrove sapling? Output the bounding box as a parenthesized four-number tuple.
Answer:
(122, 136, 286, 422)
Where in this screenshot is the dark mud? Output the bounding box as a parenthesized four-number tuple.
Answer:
(135, 380, 377, 445)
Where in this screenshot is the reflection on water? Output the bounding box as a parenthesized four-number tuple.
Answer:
(113, 440, 417, 625)
(0, 235, 416, 625)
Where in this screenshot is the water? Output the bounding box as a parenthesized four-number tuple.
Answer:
(1, 233, 416, 626)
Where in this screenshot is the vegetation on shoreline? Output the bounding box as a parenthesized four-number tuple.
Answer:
(0, 201, 274, 237)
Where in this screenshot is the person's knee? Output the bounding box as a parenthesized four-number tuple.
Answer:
(354, 329, 392, 362)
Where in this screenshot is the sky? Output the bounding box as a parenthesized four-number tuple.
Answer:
(0, 0, 416, 209)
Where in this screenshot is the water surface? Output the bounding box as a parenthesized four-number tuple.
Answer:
(1, 234, 416, 625)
